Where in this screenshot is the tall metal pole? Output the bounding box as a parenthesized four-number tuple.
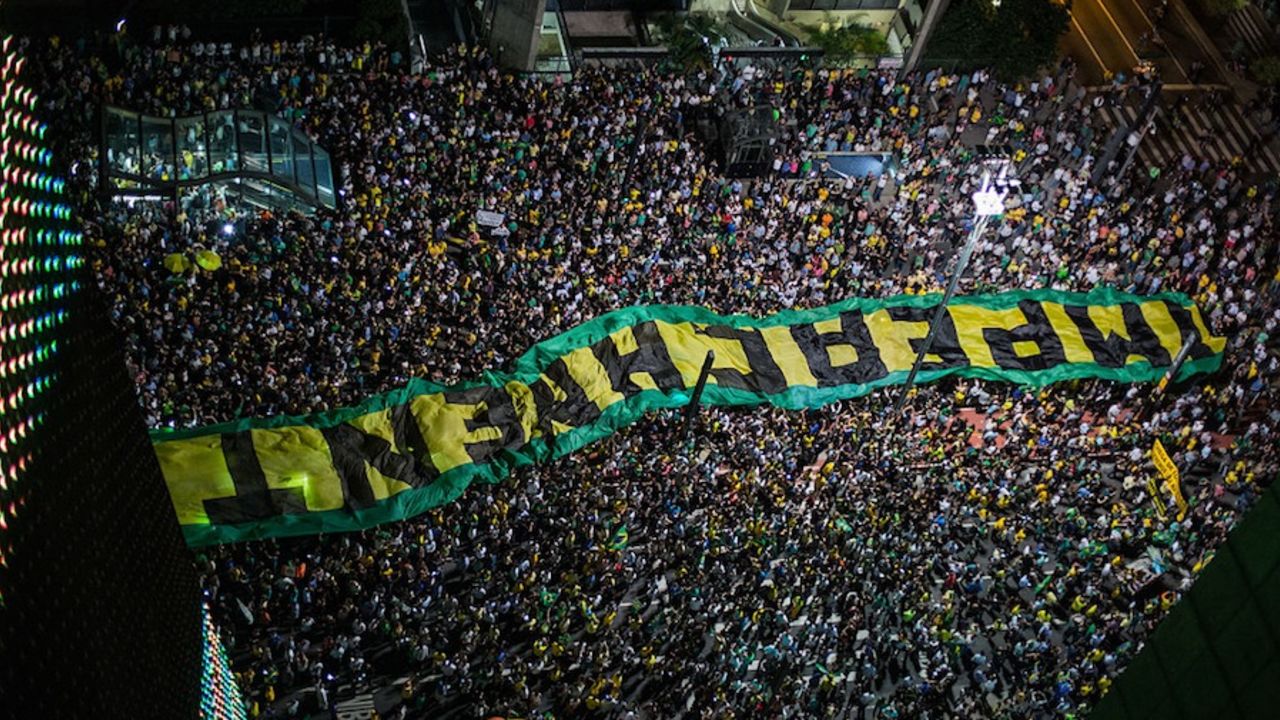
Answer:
(1117, 81, 1164, 180)
(893, 164, 1009, 414)
(1091, 124, 1130, 187)
(683, 351, 716, 439)
(1156, 333, 1197, 398)
(1092, 81, 1163, 185)
(892, 213, 991, 414)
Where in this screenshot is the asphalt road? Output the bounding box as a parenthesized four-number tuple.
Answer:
(1066, 0, 1206, 86)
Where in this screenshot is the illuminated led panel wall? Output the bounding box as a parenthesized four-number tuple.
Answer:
(0, 41, 70, 586)
(200, 603, 249, 720)
(0, 37, 206, 717)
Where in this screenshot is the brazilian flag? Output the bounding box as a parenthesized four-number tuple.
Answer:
(608, 524, 629, 551)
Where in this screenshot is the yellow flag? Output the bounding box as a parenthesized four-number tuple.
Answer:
(1152, 440, 1187, 519)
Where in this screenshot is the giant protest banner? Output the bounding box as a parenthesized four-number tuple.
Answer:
(154, 288, 1225, 546)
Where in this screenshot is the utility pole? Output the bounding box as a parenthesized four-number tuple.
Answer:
(683, 351, 716, 440)
(893, 151, 1016, 414)
(1092, 122, 1129, 187)
(1092, 81, 1163, 185)
(1117, 81, 1164, 179)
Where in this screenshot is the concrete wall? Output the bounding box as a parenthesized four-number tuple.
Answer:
(489, 0, 548, 71)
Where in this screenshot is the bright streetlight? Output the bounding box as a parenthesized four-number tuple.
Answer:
(893, 149, 1018, 414)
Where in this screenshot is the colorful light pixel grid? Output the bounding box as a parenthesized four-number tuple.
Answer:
(0, 36, 81, 607)
(199, 602, 248, 720)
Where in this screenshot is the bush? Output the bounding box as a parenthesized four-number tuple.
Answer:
(654, 14, 726, 71)
(1252, 55, 1280, 85)
(926, 0, 1070, 81)
(806, 23, 891, 64)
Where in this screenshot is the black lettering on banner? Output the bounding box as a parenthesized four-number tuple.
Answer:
(591, 320, 686, 397)
(886, 305, 969, 369)
(1163, 302, 1217, 362)
(205, 430, 307, 524)
(984, 300, 1069, 371)
(1065, 303, 1172, 368)
(444, 386, 525, 466)
(390, 402, 434, 473)
(692, 324, 789, 394)
(529, 356, 601, 438)
(320, 411, 441, 511)
(790, 311, 889, 387)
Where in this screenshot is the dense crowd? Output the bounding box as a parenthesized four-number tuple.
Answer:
(26, 25, 1280, 719)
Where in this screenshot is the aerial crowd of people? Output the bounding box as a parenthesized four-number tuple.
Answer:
(24, 24, 1280, 719)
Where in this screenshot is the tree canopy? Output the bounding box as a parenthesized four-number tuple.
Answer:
(926, 0, 1071, 80)
(806, 23, 891, 65)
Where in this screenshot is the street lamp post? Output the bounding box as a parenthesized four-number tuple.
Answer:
(1117, 81, 1164, 180)
(1092, 81, 1163, 186)
(892, 156, 1015, 414)
(683, 351, 716, 440)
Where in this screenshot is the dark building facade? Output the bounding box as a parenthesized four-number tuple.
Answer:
(0, 37, 206, 718)
(1091, 479, 1280, 720)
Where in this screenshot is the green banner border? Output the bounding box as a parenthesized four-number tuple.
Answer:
(158, 287, 1224, 546)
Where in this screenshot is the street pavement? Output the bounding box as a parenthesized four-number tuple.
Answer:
(1093, 95, 1280, 174)
(1223, 3, 1275, 58)
(1066, 0, 1214, 86)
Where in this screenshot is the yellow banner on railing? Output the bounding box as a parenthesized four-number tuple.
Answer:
(1153, 439, 1187, 520)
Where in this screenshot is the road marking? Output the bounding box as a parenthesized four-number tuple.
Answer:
(1226, 6, 1271, 56)
(1071, 16, 1109, 74)
(1152, 113, 1183, 164)
(1094, 100, 1280, 173)
(1122, 0, 1188, 80)
(1132, 107, 1173, 164)
(1113, 105, 1165, 168)
(1178, 105, 1207, 135)
(1209, 108, 1247, 159)
(335, 693, 376, 720)
(1156, 83, 1229, 92)
(1200, 108, 1242, 160)
(1087, 0, 1141, 65)
(1179, 107, 1229, 160)
(1220, 104, 1280, 171)
(1083, 83, 1228, 91)
(1127, 0, 1158, 28)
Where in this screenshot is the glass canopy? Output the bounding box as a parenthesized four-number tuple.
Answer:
(101, 106, 336, 213)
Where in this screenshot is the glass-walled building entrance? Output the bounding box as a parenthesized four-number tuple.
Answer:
(101, 107, 337, 215)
